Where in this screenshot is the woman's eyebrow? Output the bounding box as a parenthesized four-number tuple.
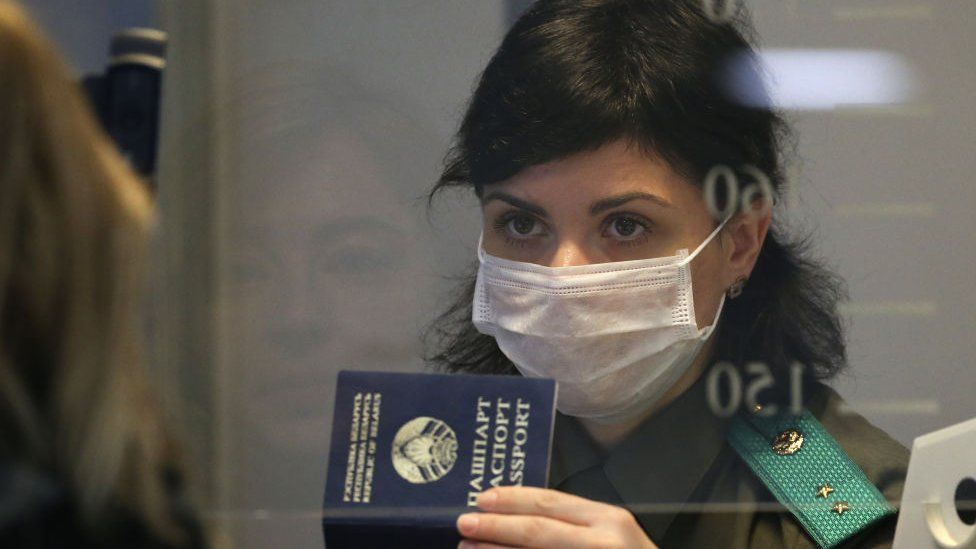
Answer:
(590, 191, 672, 215)
(481, 191, 548, 218)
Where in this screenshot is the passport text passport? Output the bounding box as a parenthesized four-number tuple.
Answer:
(322, 371, 557, 548)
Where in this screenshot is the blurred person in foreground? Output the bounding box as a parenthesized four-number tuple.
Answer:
(0, 1, 204, 547)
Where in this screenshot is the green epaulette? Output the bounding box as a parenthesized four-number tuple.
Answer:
(728, 408, 896, 548)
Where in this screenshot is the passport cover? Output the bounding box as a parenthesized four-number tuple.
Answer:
(322, 371, 557, 548)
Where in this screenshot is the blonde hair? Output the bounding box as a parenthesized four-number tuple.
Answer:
(0, 1, 187, 543)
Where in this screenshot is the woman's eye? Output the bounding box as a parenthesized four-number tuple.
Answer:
(489, 212, 547, 247)
(605, 216, 647, 239)
(506, 215, 542, 237)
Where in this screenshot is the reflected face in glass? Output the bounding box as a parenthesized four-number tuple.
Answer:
(224, 132, 431, 454)
(480, 138, 730, 329)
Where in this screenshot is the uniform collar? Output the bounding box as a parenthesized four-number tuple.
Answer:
(549, 413, 605, 488)
(549, 374, 732, 541)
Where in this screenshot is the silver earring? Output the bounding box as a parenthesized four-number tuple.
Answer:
(728, 276, 748, 299)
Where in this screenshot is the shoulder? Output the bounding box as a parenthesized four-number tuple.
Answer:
(806, 382, 910, 506)
(727, 382, 909, 548)
(0, 461, 78, 547)
(0, 461, 206, 549)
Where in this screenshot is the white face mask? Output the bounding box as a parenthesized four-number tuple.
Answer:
(472, 219, 728, 423)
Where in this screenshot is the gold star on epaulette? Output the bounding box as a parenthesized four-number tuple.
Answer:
(816, 484, 835, 499)
(831, 501, 851, 515)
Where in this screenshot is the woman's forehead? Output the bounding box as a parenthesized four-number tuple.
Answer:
(484, 139, 702, 208)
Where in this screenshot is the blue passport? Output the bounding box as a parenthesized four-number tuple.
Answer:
(322, 371, 557, 548)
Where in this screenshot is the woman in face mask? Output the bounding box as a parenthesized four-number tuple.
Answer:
(426, 1, 909, 548)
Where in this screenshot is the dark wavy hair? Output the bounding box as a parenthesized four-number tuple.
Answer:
(425, 0, 847, 405)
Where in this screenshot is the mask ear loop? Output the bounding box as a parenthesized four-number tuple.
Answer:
(476, 231, 487, 262)
(681, 215, 733, 266)
(700, 292, 727, 337)
(681, 215, 732, 339)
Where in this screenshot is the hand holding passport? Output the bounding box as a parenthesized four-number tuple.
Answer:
(323, 371, 558, 548)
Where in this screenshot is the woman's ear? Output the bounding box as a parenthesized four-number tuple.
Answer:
(722, 205, 772, 285)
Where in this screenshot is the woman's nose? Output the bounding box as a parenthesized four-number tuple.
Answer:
(546, 239, 597, 267)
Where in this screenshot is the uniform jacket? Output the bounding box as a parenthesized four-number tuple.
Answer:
(548, 376, 909, 548)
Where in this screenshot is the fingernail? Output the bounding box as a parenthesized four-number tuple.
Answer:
(458, 541, 476, 549)
(457, 513, 479, 534)
(477, 490, 497, 508)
